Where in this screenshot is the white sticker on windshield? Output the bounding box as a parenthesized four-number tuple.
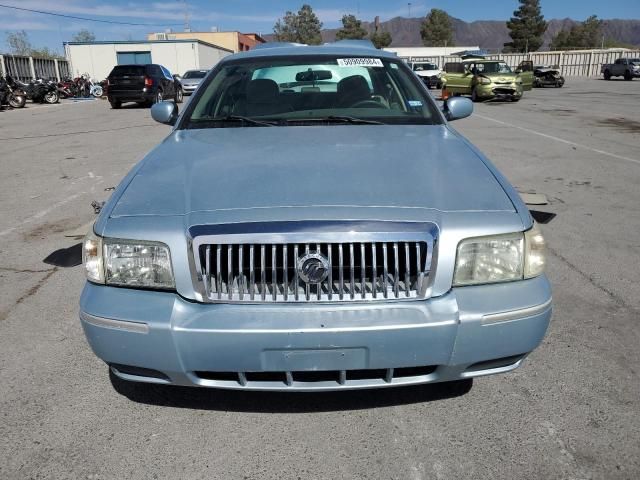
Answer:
(337, 58, 383, 67)
(407, 100, 423, 107)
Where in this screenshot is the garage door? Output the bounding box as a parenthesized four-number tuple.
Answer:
(116, 51, 152, 65)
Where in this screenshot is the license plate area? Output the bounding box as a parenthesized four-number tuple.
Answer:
(261, 348, 367, 371)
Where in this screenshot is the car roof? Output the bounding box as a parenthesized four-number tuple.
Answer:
(221, 41, 398, 63)
(462, 58, 502, 63)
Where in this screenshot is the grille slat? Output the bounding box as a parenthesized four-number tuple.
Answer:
(260, 244, 266, 301)
(382, 243, 389, 299)
(197, 238, 431, 303)
(338, 244, 344, 300)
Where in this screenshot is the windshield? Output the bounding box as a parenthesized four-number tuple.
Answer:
(472, 62, 512, 74)
(630, 59, 640, 65)
(183, 55, 441, 128)
(413, 63, 438, 71)
(183, 70, 207, 79)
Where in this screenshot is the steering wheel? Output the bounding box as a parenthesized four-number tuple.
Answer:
(349, 99, 386, 109)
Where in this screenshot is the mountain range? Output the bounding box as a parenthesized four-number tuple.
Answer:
(267, 17, 640, 50)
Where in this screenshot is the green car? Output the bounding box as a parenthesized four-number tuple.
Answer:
(443, 58, 533, 102)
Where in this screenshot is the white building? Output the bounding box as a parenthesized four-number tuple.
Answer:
(385, 46, 480, 63)
(63, 39, 233, 80)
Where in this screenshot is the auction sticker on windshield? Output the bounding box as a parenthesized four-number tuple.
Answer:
(337, 58, 383, 67)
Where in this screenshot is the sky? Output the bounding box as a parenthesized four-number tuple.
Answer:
(2, 0, 639, 54)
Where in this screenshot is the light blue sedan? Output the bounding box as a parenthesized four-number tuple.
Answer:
(80, 41, 551, 391)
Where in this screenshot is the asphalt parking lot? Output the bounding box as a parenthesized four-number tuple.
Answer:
(1, 78, 639, 479)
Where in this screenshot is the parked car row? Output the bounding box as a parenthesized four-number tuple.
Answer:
(410, 57, 565, 103)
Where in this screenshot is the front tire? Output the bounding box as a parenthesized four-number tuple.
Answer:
(604, 70, 611, 80)
(624, 70, 633, 81)
(175, 88, 183, 104)
(154, 90, 163, 105)
(109, 99, 121, 109)
(44, 91, 59, 104)
(8, 93, 26, 108)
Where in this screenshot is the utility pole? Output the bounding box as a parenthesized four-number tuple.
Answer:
(408, 3, 412, 18)
(179, 0, 191, 32)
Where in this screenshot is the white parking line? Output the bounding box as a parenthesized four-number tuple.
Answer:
(0, 192, 85, 238)
(475, 113, 640, 166)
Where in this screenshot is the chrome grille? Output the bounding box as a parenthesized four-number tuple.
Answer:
(189, 222, 436, 304)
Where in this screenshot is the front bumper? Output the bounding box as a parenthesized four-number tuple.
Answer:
(476, 83, 523, 99)
(80, 276, 552, 391)
(181, 84, 199, 95)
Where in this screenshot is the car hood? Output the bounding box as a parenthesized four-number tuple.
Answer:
(110, 125, 515, 218)
(484, 72, 519, 80)
(181, 79, 202, 86)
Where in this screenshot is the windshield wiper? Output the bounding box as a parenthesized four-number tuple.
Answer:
(279, 116, 385, 126)
(204, 115, 276, 127)
(322, 115, 385, 125)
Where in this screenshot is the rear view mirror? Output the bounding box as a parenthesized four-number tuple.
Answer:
(442, 97, 473, 121)
(151, 101, 178, 126)
(295, 70, 333, 82)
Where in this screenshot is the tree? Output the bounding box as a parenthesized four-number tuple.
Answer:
(273, 4, 323, 45)
(335, 14, 368, 40)
(504, 0, 547, 53)
(72, 29, 96, 42)
(420, 9, 454, 47)
(29, 47, 61, 59)
(550, 15, 603, 50)
(370, 30, 392, 49)
(5, 30, 32, 55)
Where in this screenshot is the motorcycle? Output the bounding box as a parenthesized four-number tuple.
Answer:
(18, 77, 59, 103)
(57, 79, 74, 98)
(0, 75, 27, 109)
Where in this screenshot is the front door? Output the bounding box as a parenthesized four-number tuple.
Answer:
(517, 61, 534, 91)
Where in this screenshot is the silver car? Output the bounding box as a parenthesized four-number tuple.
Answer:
(179, 69, 208, 95)
(80, 41, 551, 392)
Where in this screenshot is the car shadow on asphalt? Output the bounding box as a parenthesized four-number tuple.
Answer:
(109, 370, 473, 412)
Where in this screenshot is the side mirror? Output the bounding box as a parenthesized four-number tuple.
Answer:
(515, 68, 522, 74)
(442, 97, 473, 121)
(151, 101, 178, 126)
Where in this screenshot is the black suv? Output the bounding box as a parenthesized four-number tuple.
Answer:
(106, 64, 182, 109)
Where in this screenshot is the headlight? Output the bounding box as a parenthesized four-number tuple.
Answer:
(82, 232, 174, 289)
(453, 225, 546, 286)
(478, 76, 491, 85)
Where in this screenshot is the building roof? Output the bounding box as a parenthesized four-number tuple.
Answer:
(224, 41, 399, 61)
(63, 39, 233, 53)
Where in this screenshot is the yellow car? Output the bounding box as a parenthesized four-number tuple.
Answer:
(442, 58, 532, 102)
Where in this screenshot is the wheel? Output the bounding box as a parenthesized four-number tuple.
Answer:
(109, 99, 121, 109)
(604, 70, 611, 80)
(175, 88, 183, 104)
(8, 93, 26, 108)
(154, 90, 163, 105)
(511, 96, 521, 102)
(92, 85, 103, 97)
(44, 91, 59, 104)
(624, 70, 632, 81)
